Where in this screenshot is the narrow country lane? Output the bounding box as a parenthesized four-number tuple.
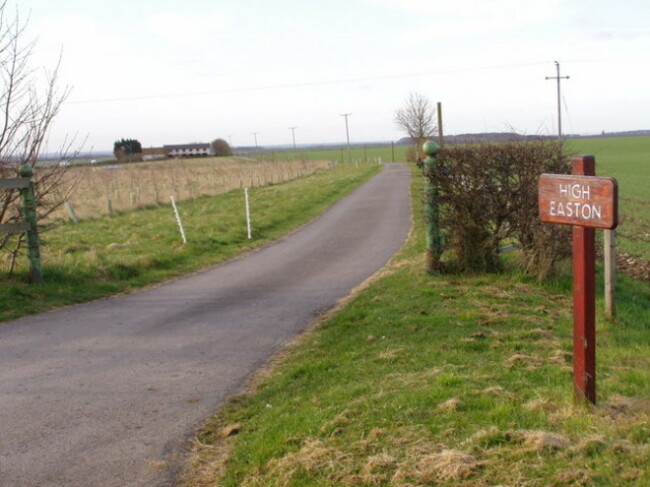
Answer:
(0, 163, 411, 487)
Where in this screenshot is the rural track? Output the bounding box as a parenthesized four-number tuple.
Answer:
(0, 163, 412, 487)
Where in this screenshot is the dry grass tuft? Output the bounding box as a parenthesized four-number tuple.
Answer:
(437, 398, 463, 411)
(523, 397, 559, 413)
(219, 423, 242, 438)
(554, 469, 593, 485)
(409, 449, 481, 483)
(319, 409, 357, 434)
(548, 349, 572, 368)
(359, 452, 398, 485)
(475, 386, 505, 396)
(462, 426, 500, 447)
(379, 348, 402, 360)
(521, 430, 571, 451)
(573, 435, 608, 455)
(265, 439, 348, 486)
(530, 327, 556, 340)
(505, 353, 541, 368)
(605, 395, 650, 414)
(183, 438, 232, 487)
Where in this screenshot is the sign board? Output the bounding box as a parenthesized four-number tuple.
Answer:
(0, 178, 30, 190)
(538, 174, 618, 229)
(0, 222, 30, 233)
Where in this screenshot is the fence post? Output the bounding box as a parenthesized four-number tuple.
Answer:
(604, 229, 616, 320)
(244, 188, 252, 240)
(422, 141, 442, 274)
(19, 164, 43, 283)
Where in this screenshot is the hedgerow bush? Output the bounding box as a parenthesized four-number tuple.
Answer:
(425, 139, 571, 277)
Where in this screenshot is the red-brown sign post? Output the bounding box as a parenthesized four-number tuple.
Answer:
(539, 156, 618, 405)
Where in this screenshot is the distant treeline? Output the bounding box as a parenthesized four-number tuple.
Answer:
(398, 130, 650, 146)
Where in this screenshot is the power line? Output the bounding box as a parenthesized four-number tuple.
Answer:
(68, 61, 551, 105)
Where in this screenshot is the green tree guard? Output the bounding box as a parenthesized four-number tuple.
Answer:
(19, 164, 43, 283)
(422, 141, 442, 274)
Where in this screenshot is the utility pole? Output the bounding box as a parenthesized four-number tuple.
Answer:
(252, 132, 258, 155)
(545, 61, 570, 141)
(340, 113, 352, 162)
(289, 126, 297, 150)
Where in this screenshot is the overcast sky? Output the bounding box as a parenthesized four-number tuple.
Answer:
(17, 0, 650, 152)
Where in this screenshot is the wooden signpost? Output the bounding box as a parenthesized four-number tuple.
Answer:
(538, 156, 618, 404)
(0, 165, 43, 283)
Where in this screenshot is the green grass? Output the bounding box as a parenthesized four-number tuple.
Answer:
(254, 144, 409, 164)
(184, 164, 650, 487)
(0, 163, 381, 322)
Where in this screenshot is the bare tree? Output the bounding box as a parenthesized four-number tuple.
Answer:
(0, 0, 74, 273)
(394, 92, 436, 157)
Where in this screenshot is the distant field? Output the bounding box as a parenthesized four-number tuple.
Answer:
(567, 137, 650, 263)
(257, 144, 408, 164)
(47, 157, 333, 222)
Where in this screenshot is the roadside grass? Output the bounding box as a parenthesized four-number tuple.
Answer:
(184, 168, 650, 487)
(0, 163, 380, 322)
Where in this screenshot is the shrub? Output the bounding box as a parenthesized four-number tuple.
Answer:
(211, 139, 233, 157)
(425, 139, 571, 277)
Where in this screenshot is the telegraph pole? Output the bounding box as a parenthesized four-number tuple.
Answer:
(545, 61, 570, 140)
(340, 113, 352, 162)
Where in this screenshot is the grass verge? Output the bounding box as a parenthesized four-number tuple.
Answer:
(0, 163, 380, 322)
(183, 167, 650, 487)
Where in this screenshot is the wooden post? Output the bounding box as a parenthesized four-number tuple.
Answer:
(19, 164, 43, 284)
(244, 187, 252, 240)
(65, 202, 79, 223)
(170, 196, 187, 244)
(539, 156, 618, 406)
(422, 141, 442, 274)
(604, 229, 616, 320)
(437, 102, 444, 148)
(571, 156, 596, 404)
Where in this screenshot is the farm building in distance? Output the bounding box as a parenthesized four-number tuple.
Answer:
(163, 143, 212, 158)
(141, 147, 167, 161)
(118, 143, 215, 162)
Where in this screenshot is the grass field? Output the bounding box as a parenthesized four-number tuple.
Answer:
(250, 144, 408, 165)
(46, 157, 334, 222)
(183, 165, 650, 487)
(567, 137, 650, 263)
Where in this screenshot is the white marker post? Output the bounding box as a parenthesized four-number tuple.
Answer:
(170, 196, 187, 244)
(244, 188, 252, 239)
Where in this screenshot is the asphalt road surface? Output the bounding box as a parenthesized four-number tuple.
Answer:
(0, 163, 411, 487)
